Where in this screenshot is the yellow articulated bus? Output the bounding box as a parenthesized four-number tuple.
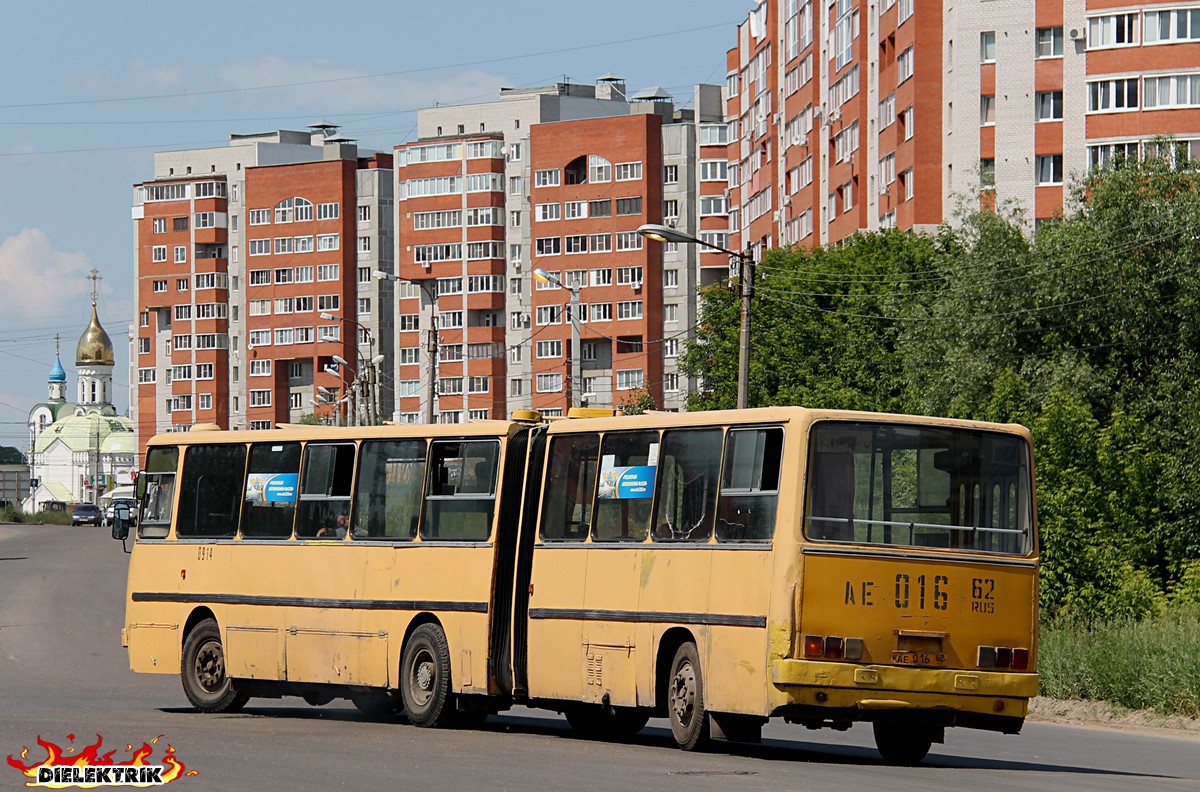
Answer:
(114, 406, 1038, 764)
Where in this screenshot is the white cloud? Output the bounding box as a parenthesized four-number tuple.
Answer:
(126, 58, 188, 93)
(0, 229, 91, 321)
(212, 56, 509, 113)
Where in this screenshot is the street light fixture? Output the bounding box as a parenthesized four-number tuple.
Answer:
(533, 268, 582, 409)
(637, 223, 757, 410)
(321, 312, 380, 425)
(375, 270, 439, 424)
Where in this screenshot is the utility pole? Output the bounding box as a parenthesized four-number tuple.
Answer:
(737, 255, 755, 410)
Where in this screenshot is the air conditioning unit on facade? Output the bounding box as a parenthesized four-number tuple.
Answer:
(1069, 28, 1084, 41)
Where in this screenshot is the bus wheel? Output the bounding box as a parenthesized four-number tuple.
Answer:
(872, 721, 934, 765)
(667, 642, 710, 750)
(400, 623, 454, 728)
(565, 704, 650, 741)
(181, 619, 249, 713)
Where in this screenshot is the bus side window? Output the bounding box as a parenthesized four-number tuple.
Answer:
(295, 443, 356, 538)
(592, 431, 658, 542)
(716, 427, 783, 542)
(355, 439, 426, 540)
(240, 442, 301, 539)
(176, 444, 247, 539)
(138, 446, 179, 539)
(653, 428, 722, 542)
(540, 434, 599, 541)
(422, 440, 499, 541)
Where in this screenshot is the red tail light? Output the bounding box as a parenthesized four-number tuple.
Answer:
(804, 635, 824, 658)
(1012, 648, 1029, 670)
(995, 647, 1012, 668)
(824, 636, 844, 659)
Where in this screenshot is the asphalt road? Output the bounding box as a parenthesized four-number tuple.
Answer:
(1, 523, 1197, 791)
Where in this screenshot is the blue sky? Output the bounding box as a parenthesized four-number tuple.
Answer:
(0, 0, 747, 448)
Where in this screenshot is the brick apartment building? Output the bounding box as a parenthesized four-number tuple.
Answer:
(727, 0, 1200, 252)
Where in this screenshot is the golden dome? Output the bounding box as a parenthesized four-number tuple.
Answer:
(76, 302, 115, 366)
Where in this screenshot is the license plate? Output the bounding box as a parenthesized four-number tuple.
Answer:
(891, 650, 946, 667)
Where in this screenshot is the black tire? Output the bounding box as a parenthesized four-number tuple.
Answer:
(872, 722, 934, 765)
(180, 618, 249, 713)
(565, 704, 650, 741)
(667, 642, 710, 750)
(302, 692, 333, 707)
(400, 623, 454, 727)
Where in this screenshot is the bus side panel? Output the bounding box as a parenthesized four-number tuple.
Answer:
(580, 547, 642, 706)
(525, 545, 587, 701)
(124, 543, 189, 676)
(702, 549, 774, 715)
(224, 544, 288, 681)
(634, 547, 712, 707)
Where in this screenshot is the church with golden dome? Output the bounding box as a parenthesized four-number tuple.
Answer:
(25, 281, 134, 511)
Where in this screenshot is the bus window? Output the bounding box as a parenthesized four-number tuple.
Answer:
(355, 439, 426, 540)
(716, 427, 783, 542)
(176, 444, 247, 538)
(240, 442, 301, 539)
(653, 428, 722, 542)
(540, 433, 599, 541)
(422, 440, 498, 541)
(296, 443, 357, 538)
(805, 422, 1032, 554)
(138, 446, 178, 539)
(593, 431, 658, 542)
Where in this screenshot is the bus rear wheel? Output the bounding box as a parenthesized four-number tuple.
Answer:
(181, 618, 249, 713)
(564, 704, 650, 741)
(400, 623, 454, 727)
(667, 642, 710, 751)
(872, 721, 934, 765)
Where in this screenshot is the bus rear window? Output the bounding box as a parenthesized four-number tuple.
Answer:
(805, 422, 1032, 555)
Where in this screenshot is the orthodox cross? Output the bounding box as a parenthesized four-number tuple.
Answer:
(87, 268, 102, 303)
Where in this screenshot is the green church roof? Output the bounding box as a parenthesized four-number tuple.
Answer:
(34, 413, 133, 454)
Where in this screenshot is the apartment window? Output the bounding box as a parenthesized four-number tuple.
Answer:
(173, 216, 188, 232)
(901, 106, 914, 140)
(898, 46, 914, 82)
(663, 200, 679, 220)
(588, 199, 612, 218)
(468, 377, 489, 395)
(590, 303, 612, 322)
(177, 278, 189, 291)
(249, 209, 270, 225)
(536, 340, 563, 358)
(616, 266, 643, 286)
(1036, 91, 1064, 121)
(616, 369, 644, 391)
(294, 236, 313, 253)
(980, 31, 996, 62)
(700, 160, 728, 181)
(537, 373, 563, 393)
(615, 162, 642, 181)
(535, 305, 561, 325)
(534, 169, 560, 187)
(589, 155, 612, 183)
(615, 197, 642, 215)
(663, 165, 679, 184)
(565, 235, 588, 254)
(357, 205, 371, 223)
(274, 237, 293, 255)
(138, 368, 156, 384)
(1088, 78, 1139, 112)
(1088, 14, 1137, 48)
(248, 239, 270, 256)
(535, 237, 561, 256)
(564, 201, 586, 220)
(898, 0, 912, 23)
(589, 233, 612, 253)
(663, 338, 680, 358)
(1145, 74, 1200, 109)
(151, 246, 167, 263)
(879, 93, 896, 129)
(194, 212, 216, 229)
(980, 158, 996, 188)
(316, 234, 339, 251)
(398, 314, 419, 331)
(439, 311, 464, 329)
(153, 280, 167, 293)
(590, 268, 612, 287)
(1146, 9, 1200, 44)
(138, 338, 151, 355)
(981, 94, 996, 125)
(663, 269, 678, 288)
(317, 264, 339, 281)
(664, 373, 680, 393)
(617, 301, 643, 320)
(537, 203, 561, 221)
(699, 196, 727, 216)
(358, 236, 371, 253)
(1036, 27, 1064, 57)
(615, 232, 642, 252)
(317, 295, 340, 311)
(250, 389, 272, 407)
(1036, 154, 1064, 185)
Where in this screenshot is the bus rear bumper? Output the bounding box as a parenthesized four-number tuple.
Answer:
(770, 658, 1037, 731)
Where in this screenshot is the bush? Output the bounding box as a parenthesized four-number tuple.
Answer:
(1039, 606, 1200, 717)
(0, 507, 72, 526)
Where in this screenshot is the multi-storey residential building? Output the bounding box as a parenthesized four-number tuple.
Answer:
(729, 0, 1200, 250)
(132, 129, 393, 458)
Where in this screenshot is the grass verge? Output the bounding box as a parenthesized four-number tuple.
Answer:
(1039, 606, 1200, 718)
(0, 506, 73, 526)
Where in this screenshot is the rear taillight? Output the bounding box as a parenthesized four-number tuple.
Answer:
(978, 645, 1030, 669)
(804, 634, 864, 660)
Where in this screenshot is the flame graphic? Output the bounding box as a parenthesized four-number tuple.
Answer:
(6, 734, 195, 788)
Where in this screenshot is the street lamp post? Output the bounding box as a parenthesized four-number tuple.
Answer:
(533, 268, 582, 409)
(637, 223, 756, 410)
(320, 312, 379, 425)
(375, 271, 439, 424)
(318, 343, 358, 426)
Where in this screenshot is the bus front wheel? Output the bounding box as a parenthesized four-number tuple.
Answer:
(180, 618, 249, 713)
(400, 623, 454, 727)
(667, 642, 710, 751)
(872, 721, 935, 765)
